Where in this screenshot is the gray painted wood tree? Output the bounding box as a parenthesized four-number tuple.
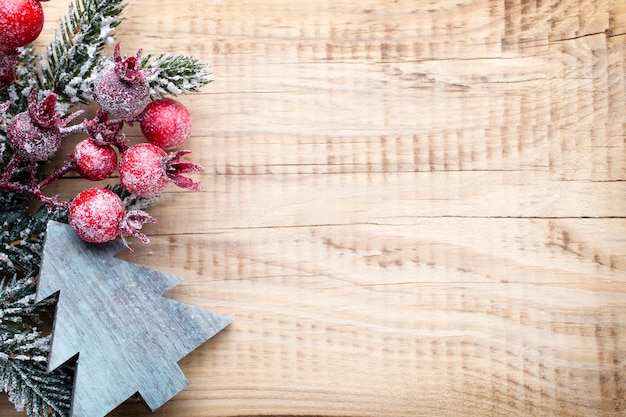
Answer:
(35, 221, 231, 417)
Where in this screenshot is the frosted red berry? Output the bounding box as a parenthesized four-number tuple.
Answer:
(72, 138, 118, 181)
(0, 0, 45, 53)
(69, 187, 155, 246)
(119, 143, 203, 197)
(94, 43, 151, 119)
(7, 92, 63, 161)
(140, 98, 192, 150)
(119, 144, 168, 197)
(7, 111, 59, 161)
(7, 91, 83, 161)
(69, 188, 126, 243)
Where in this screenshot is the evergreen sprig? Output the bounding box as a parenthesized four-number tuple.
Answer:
(0, 207, 54, 278)
(0, 275, 73, 417)
(0, 175, 31, 213)
(142, 53, 213, 97)
(106, 182, 160, 213)
(42, 0, 126, 105)
(0, 348, 73, 417)
(0, 275, 48, 335)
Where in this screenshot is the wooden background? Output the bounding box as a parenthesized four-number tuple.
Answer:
(2, 0, 626, 416)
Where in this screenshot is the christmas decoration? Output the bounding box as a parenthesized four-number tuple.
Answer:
(70, 138, 119, 181)
(0, 0, 47, 53)
(6, 91, 83, 162)
(37, 221, 231, 417)
(93, 43, 152, 120)
(0, 0, 226, 416)
(139, 98, 193, 150)
(118, 144, 203, 198)
(67, 187, 155, 245)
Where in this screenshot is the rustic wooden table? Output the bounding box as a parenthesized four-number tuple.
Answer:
(1, 0, 625, 416)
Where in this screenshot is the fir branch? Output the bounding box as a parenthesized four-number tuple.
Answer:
(0, 276, 73, 417)
(0, 190, 31, 214)
(0, 161, 34, 213)
(0, 207, 57, 278)
(142, 53, 213, 97)
(1, 349, 73, 417)
(42, 0, 126, 104)
(0, 275, 51, 335)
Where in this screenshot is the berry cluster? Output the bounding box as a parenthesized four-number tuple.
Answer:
(0, 0, 202, 248)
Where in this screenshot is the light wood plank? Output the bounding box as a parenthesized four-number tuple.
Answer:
(110, 219, 625, 416)
(1, 0, 625, 416)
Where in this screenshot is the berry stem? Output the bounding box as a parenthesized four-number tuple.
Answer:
(38, 161, 75, 189)
(0, 177, 68, 211)
(118, 210, 157, 249)
(0, 154, 70, 211)
(59, 117, 87, 137)
(0, 154, 23, 183)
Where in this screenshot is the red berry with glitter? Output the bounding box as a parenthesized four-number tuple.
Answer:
(0, 0, 46, 53)
(94, 43, 151, 119)
(8, 92, 64, 161)
(72, 138, 118, 181)
(140, 98, 192, 150)
(69, 188, 125, 243)
(119, 143, 204, 198)
(69, 187, 155, 246)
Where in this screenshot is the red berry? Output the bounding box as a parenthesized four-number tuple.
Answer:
(7, 91, 85, 161)
(140, 98, 192, 150)
(7, 92, 63, 161)
(119, 144, 168, 197)
(0, 0, 45, 53)
(94, 43, 151, 119)
(69, 187, 156, 246)
(119, 143, 203, 197)
(72, 138, 118, 181)
(7, 111, 60, 161)
(69, 188, 126, 243)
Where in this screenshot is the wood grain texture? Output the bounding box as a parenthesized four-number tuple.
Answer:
(1, 0, 625, 416)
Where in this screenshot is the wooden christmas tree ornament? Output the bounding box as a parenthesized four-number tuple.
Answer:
(35, 221, 231, 417)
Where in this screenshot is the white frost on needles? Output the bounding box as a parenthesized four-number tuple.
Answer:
(98, 15, 117, 41)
